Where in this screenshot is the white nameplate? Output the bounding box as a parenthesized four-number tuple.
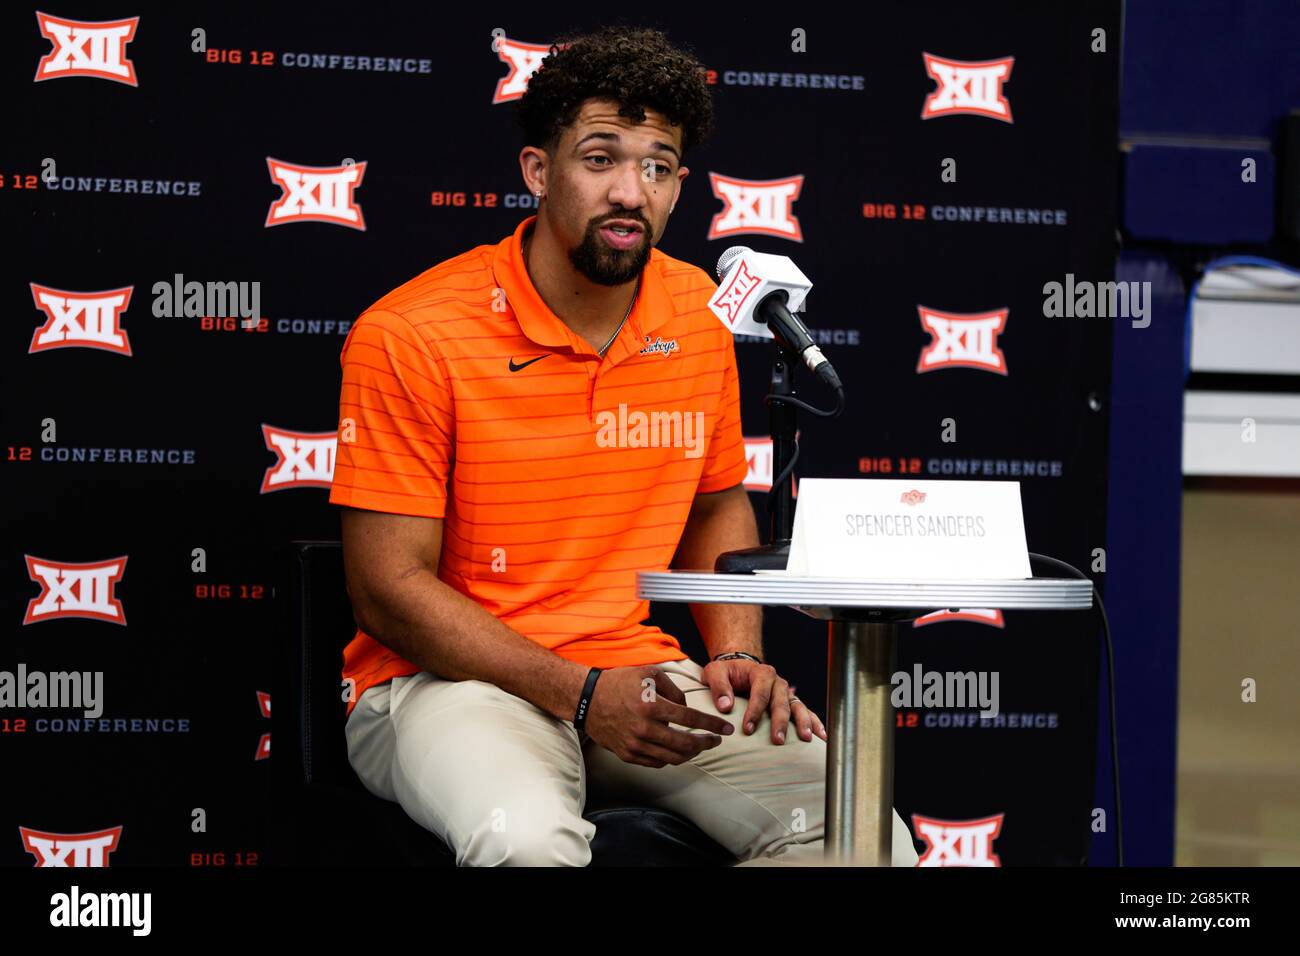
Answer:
(783, 478, 1031, 580)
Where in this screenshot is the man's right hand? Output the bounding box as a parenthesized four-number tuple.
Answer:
(582, 665, 735, 768)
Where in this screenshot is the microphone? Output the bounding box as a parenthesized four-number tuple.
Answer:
(709, 246, 842, 392)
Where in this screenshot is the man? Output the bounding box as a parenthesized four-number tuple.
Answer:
(329, 24, 918, 867)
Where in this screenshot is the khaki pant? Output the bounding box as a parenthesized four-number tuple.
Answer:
(345, 656, 919, 867)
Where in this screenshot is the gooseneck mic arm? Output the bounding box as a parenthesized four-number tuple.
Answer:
(755, 289, 843, 396)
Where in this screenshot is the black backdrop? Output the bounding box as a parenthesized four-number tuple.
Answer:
(3, 3, 1118, 866)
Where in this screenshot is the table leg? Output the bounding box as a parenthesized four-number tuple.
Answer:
(826, 619, 898, 865)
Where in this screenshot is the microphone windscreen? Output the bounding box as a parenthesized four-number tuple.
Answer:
(715, 245, 750, 279)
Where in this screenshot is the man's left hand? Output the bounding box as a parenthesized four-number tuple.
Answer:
(701, 658, 828, 744)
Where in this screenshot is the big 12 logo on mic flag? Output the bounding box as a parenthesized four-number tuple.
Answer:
(708, 249, 812, 338)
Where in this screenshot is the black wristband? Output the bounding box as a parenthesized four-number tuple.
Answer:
(712, 650, 763, 666)
(574, 667, 602, 731)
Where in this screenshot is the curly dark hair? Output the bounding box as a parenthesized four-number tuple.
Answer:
(517, 24, 714, 159)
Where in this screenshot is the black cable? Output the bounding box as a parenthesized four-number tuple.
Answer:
(1028, 552, 1124, 867)
(759, 369, 845, 513)
(763, 387, 845, 419)
(761, 387, 843, 514)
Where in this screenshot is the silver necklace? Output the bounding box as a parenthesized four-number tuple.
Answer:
(597, 275, 640, 357)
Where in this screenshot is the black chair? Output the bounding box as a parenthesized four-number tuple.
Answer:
(270, 540, 737, 866)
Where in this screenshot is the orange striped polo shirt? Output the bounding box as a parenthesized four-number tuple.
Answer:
(329, 214, 749, 716)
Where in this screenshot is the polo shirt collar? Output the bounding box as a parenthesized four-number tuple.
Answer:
(493, 215, 674, 356)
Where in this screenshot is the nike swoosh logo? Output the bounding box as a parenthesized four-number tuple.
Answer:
(508, 354, 550, 372)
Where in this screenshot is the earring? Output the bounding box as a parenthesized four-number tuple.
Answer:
(535, 190, 542, 198)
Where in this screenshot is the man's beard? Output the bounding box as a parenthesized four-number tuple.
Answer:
(569, 220, 652, 286)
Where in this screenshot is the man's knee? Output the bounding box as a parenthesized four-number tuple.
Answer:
(734, 734, 828, 858)
(458, 808, 593, 867)
(344, 686, 398, 803)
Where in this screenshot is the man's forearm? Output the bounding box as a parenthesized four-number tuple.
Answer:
(353, 569, 590, 723)
(671, 484, 765, 660)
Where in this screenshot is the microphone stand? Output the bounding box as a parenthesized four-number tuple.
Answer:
(714, 342, 799, 573)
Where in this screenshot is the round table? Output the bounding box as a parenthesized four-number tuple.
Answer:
(637, 570, 1095, 865)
